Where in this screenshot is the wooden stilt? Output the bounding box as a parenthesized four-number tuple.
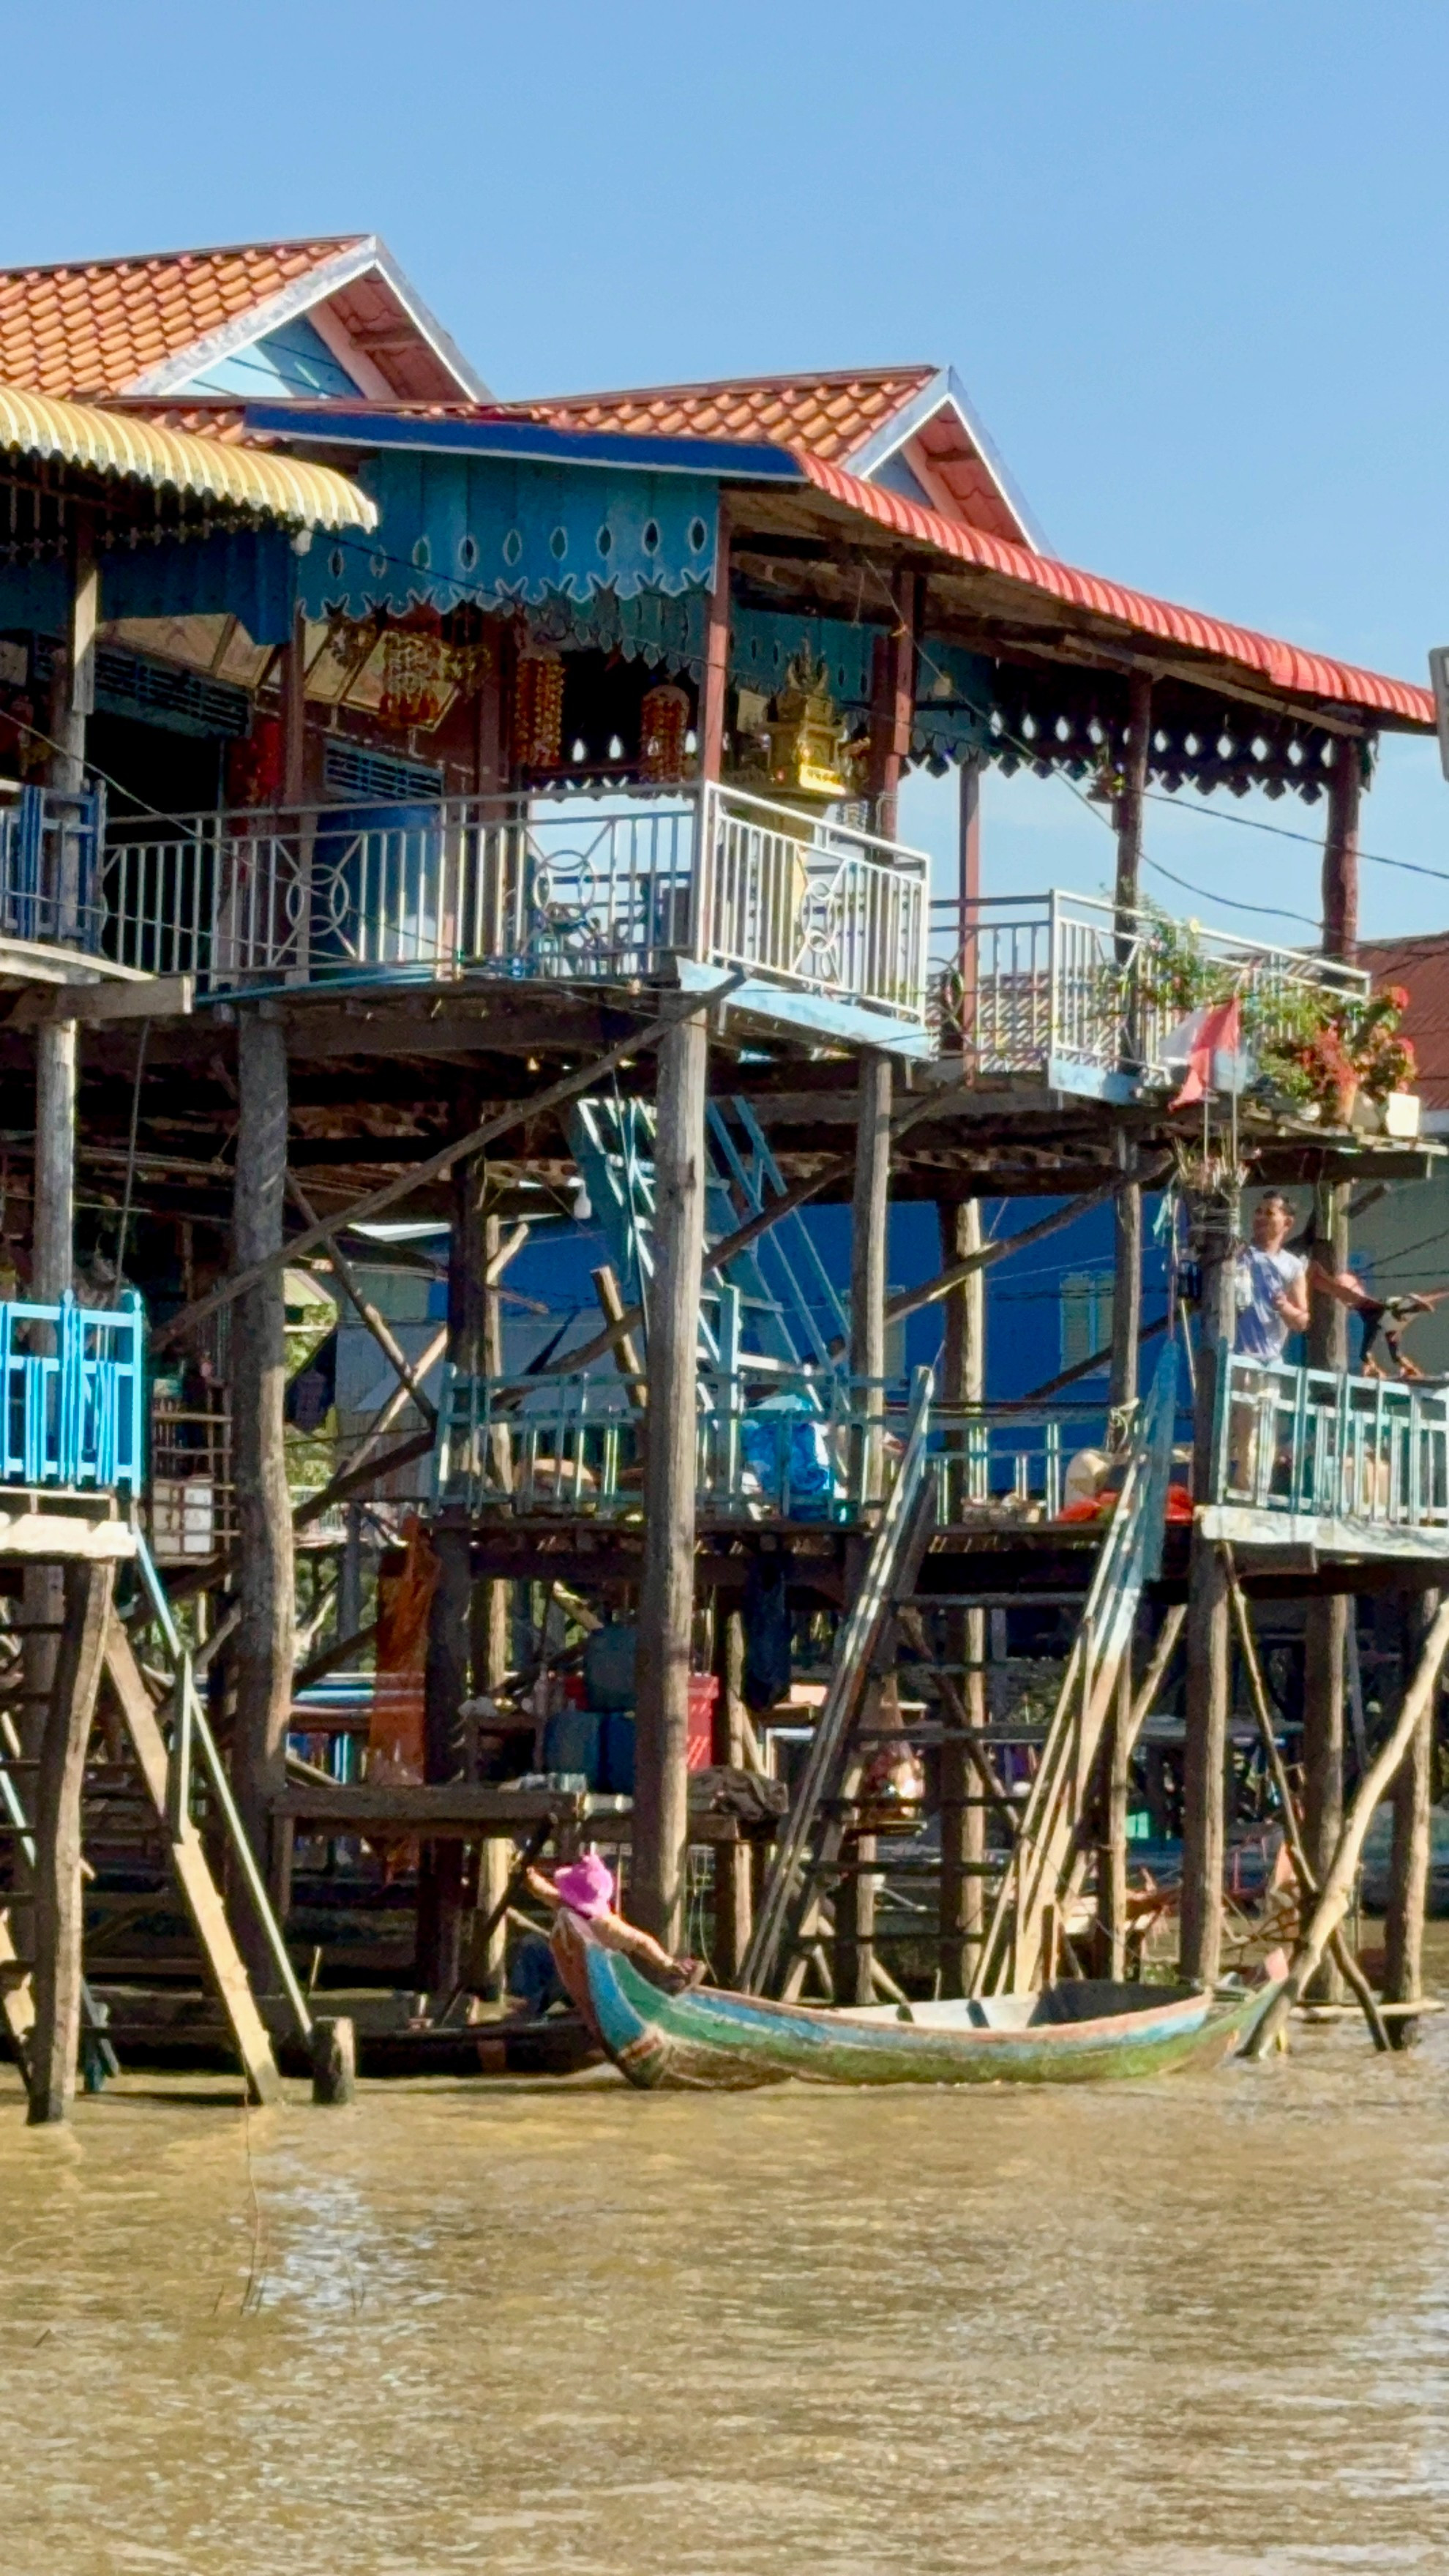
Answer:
(1303, 1182, 1350, 2000)
(711, 1606, 752, 1982)
(634, 1008, 710, 1949)
(867, 569, 921, 844)
(26, 1559, 113, 2124)
(1248, 1596, 1449, 2056)
(418, 1525, 470, 1993)
(281, 602, 307, 806)
(851, 1050, 892, 1497)
(833, 1824, 878, 2009)
(938, 1194, 985, 1995)
(1109, 1146, 1142, 1417)
(468, 1205, 514, 2002)
(231, 1007, 295, 1960)
(1180, 1197, 1235, 1985)
(310, 2014, 356, 2103)
(1385, 1586, 1439, 2044)
(1321, 741, 1361, 963)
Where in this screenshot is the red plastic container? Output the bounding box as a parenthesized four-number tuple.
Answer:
(686, 1672, 719, 1771)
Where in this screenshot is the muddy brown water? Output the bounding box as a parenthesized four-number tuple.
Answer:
(1, 1982, 1448, 2575)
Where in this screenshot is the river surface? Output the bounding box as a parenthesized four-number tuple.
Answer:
(1, 1999, 1448, 2575)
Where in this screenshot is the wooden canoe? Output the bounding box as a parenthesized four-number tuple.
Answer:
(551, 1914, 1277, 2092)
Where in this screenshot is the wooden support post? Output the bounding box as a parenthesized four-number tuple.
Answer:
(281, 602, 307, 807)
(1109, 1139, 1142, 1418)
(1180, 1196, 1235, 1986)
(938, 1194, 985, 1995)
(851, 1049, 893, 1500)
(1385, 1586, 1439, 2043)
(1108, 675, 1150, 1407)
(1321, 741, 1361, 964)
(1098, 1658, 1132, 1981)
(33, 1019, 77, 1301)
(634, 1009, 710, 1948)
(953, 754, 981, 1062)
(468, 1202, 513, 1999)
(310, 2013, 357, 2104)
(231, 1008, 296, 1961)
(1303, 1181, 1349, 2001)
(697, 503, 730, 788)
(24, 1018, 79, 1770)
(1113, 672, 1152, 924)
(833, 1826, 877, 2010)
(26, 1559, 113, 2124)
(868, 569, 922, 844)
(1248, 1595, 1449, 2056)
(48, 506, 97, 797)
(711, 1606, 752, 1982)
(418, 1524, 470, 1994)
(419, 1156, 479, 1991)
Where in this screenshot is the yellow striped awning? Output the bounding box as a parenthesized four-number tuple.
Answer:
(0, 382, 376, 532)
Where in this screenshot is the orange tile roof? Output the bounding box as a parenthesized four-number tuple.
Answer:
(511, 366, 940, 465)
(1357, 934, 1449, 1107)
(0, 239, 366, 399)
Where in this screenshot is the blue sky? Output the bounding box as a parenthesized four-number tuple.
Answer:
(9, 0, 1449, 939)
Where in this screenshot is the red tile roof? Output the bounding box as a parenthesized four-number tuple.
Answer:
(1357, 934, 1449, 1107)
(790, 452, 1437, 730)
(0, 239, 365, 398)
(513, 366, 940, 464)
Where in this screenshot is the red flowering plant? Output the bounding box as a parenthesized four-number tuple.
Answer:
(1246, 982, 1416, 1122)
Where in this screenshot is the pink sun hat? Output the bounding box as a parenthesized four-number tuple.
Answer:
(553, 1852, 616, 1918)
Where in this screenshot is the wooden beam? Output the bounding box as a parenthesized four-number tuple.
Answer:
(289, 1172, 438, 1430)
(150, 991, 736, 1355)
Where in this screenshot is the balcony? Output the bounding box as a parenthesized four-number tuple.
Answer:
(435, 1357, 1127, 1531)
(1201, 1352, 1449, 1558)
(101, 782, 931, 1051)
(931, 891, 1368, 1101)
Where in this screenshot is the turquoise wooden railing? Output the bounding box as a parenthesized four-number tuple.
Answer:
(0, 1291, 145, 1494)
(1210, 1350, 1449, 1535)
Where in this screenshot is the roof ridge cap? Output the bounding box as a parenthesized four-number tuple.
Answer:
(520, 362, 941, 405)
(0, 233, 370, 281)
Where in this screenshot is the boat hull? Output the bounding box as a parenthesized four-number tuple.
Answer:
(552, 1917, 1274, 2092)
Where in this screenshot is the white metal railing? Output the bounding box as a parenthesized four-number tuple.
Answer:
(929, 891, 1368, 1084)
(100, 783, 929, 1025)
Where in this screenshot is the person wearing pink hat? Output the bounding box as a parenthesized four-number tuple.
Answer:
(525, 1850, 703, 1989)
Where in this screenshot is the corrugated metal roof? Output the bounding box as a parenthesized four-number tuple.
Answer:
(787, 452, 1436, 730)
(0, 381, 376, 529)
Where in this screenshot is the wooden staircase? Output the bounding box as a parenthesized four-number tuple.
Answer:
(0, 1534, 312, 2105)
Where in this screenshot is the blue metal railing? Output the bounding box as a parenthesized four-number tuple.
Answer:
(0, 1292, 144, 1493)
(0, 785, 105, 953)
(1210, 1351, 1449, 1535)
(435, 1355, 1136, 1529)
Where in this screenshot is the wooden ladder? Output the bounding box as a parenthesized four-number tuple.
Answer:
(740, 1371, 937, 1999)
(970, 1342, 1178, 1996)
